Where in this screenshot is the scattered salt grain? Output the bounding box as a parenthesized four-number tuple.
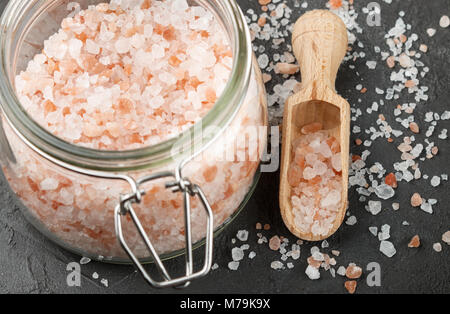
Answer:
(369, 226, 378, 236)
(100, 278, 108, 287)
(231, 247, 244, 261)
(228, 261, 240, 271)
(410, 193, 423, 207)
(426, 28, 436, 37)
(380, 240, 396, 257)
(269, 235, 281, 251)
(439, 15, 450, 28)
(305, 265, 320, 280)
(211, 263, 219, 270)
(433, 243, 442, 252)
(80, 257, 91, 265)
(92, 272, 99, 279)
(430, 176, 441, 187)
(408, 235, 420, 248)
(367, 200, 382, 215)
(346, 215, 357, 226)
(271, 261, 284, 270)
(236, 230, 249, 242)
(442, 231, 450, 245)
(374, 184, 395, 200)
(249, 251, 256, 259)
(337, 266, 346, 276)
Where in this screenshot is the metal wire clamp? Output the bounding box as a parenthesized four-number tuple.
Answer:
(114, 170, 214, 288)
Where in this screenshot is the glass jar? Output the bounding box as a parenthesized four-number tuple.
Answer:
(0, 0, 267, 286)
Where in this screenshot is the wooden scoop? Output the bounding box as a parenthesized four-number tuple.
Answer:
(279, 10, 351, 241)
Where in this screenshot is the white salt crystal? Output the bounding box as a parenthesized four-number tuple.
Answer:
(369, 226, 378, 236)
(248, 251, 256, 259)
(305, 265, 320, 280)
(236, 230, 249, 242)
(392, 202, 400, 210)
(426, 28, 436, 37)
(374, 184, 395, 200)
(80, 257, 91, 265)
(231, 247, 244, 261)
(367, 201, 381, 215)
(433, 243, 442, 252)
(92, 272, 99, 279)
(366, 61, 377, 69)
(337, 266, 346, 276)
(100, 278, 109, 287)
(228, 261, 240, 270)
(211, 263, 219, 270)
(378, 224, 391, 241)
(439, 15, 450, 28)
(346, 215, 357, 226)
(430, 176, 441, 187)
(68, 38, 83, 58)
(271, 261, 284, 270)
(380, 240, 396, 257)
(287, 263, 294, 269)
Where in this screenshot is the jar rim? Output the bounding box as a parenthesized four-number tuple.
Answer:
(0, 0, 252, 172)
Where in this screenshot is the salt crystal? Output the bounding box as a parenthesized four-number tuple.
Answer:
(439, 15, 450, 28)
(369, 226, 378, 236)
(68, 38, 82, 58)
(426, 28, 436, 37)
(305, 265, 320, 280)
(269, 235, 281, 251)
(236, 230, 249, 242)
(271, 261, 284, 270)
(231, 247, 244, 261)
(249, 251, 256, 259)
(228, 261, 240, 270)
(380, 240, 396, 257)
(100, 278, 109, 287)
(378, 224, 391, 241)
(337, 266, 346, 276)
(433, 243, 442, 252)
(374, 184, 395, 200)
(346, 215, 357, 226)
(211, 263, 219, 270)
(442, 231, 450, 245)
(115, 37, 131, 54)
(92, 272, 99, 279)
(430, 176, 441, 187)
(80, 257, 91, 265)
(367, 200, 382, 215)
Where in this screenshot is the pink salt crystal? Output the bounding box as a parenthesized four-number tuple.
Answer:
(331, 153, 342, 172)
(275, 62, 299, 75)
(269, 235, 281, 251)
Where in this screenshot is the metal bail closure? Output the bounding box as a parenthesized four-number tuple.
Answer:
(114, 171, 214, 288)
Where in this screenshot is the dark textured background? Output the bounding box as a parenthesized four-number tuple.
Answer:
(0, 0, 449, 294)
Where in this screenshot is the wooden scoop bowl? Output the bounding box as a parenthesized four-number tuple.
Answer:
(279, 10, 351, 241)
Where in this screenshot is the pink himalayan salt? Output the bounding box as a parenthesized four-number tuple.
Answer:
(15, 0, 232, 151)
(269, 235, 281, 250)
(288, 127, 342, 236)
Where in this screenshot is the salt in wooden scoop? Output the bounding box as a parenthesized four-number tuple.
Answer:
(279, 10, 350, 241)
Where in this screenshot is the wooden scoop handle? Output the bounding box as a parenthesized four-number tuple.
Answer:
(292, 10, 348, 89)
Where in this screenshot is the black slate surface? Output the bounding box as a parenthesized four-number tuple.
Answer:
(0, 0, 449, 294)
